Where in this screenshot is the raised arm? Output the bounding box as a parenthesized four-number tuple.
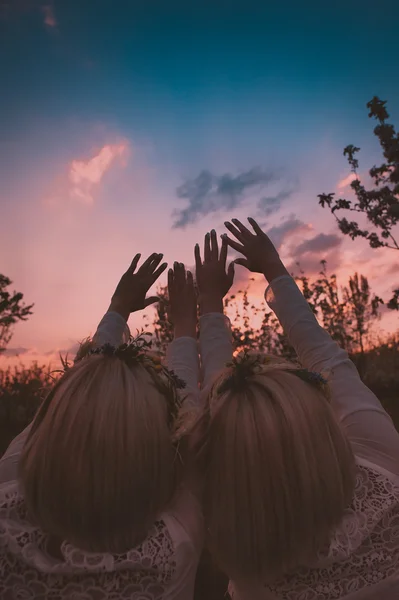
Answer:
(195, 230, 234, 388)
(167, 262, 200, 411)
(224, 217, 399, 476)
(0, 252, 168, 484)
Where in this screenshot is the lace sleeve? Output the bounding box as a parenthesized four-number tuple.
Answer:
(0, 423, 32, 484)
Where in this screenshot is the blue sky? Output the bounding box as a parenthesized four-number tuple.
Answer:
(0, 0, 398, 362)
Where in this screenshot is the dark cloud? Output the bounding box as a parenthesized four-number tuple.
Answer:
(58, 342, 80, 357)
(286, 250, 342, 277)
(173, 167, 281, 228)
(3, 346, 29, 357)
(296, 233, 342, 255)
(43, 342, 80, 358)
(266, 217, 310, 249)
(285, 233, 343, 276)
(257, 188, 295, 216)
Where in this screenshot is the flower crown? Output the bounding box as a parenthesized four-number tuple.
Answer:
(217, 351, 329, 397)
(60, 332, 186, 431)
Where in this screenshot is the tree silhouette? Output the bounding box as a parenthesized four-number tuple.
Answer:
(0, 275, 34, 354)
(318, 96, 398, 309)
(318, 96, 399, 250)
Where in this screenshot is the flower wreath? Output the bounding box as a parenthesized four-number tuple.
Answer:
(217, 350, 329, 397)
(54, 332, 187, 434)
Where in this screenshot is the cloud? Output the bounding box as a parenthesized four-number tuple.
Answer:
(59, 342, 80, 356)
(43, 341, 79, 358)
(284, 232, 343, 277)
(0, 2, 57, 26)
(68, 142, 129, 204)
(42, 4, 56, 27)
(2, 346, 29, 357)
(39, 141, 131, 208)
(257, 188, 295, 216)
(296, 233, 342, 255)
(287, 251, 342, 277)
(266, 217, 311, 249)
(337, 172, 357, 189)
(173, 167, 281, 228)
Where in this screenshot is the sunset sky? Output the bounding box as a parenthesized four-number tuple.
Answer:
(1, 0, 398, 366)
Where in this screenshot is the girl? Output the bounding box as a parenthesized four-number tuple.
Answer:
(190, 218, 399, 600)
(0, 252, 207, 600)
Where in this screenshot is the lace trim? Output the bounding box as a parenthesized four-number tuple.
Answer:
(0, 483, 177, 599)
(230, 464, 399, 600)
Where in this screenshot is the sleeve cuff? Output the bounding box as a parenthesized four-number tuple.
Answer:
(93, 311, 131, 347)
(265, 274, 295, 306)
(199, 312, 232, 329)
(168, 336, 198, 349)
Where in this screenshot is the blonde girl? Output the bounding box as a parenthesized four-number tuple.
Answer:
(191, 218, 399, 600)
(0, 252, 207, 600)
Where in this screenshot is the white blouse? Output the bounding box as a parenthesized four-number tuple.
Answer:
(0, 309, 231, 600)
(231, 275, 399, 600)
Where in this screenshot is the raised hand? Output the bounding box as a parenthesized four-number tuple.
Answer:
(195, 229, 235, 313)
(224, 217, 288, 282)
(168, 262, 197, 338)
(109, 253, 167, 320)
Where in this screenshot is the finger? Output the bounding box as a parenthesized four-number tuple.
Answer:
(186, 270, 195, 291)
(224, 235, 246, 255)
(139, 252, 160, 273)
(204, 232, 211, 263)
(232, 218, 252, 238)
(148, 254, 164, 273)
(210, 229, 218, 261)
(128, 253, 141, 273)
(167, 268, 174, 292)
(227, 261, 235, 285)
(219, 235, 228, 268)
(224, 221, 245, 243)
(144, 254, 164, 279)
(234, 258, 250, 269)
(194, 243, 202, 272)
(247, 217, 264, 236)
(150, 262, 168, 284)
(174, 261, 185, 287)
(143, 296, 159, 308)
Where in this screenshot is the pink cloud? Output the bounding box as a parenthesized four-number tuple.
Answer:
(337, 172, 357, 189)
(42, 4, 57, 28)
(41, 141, 130, 208)
(68, 142, 129, 204)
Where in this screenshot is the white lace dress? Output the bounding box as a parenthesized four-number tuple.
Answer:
(0, 310, 232, 600)
(225, 276, 399, 600)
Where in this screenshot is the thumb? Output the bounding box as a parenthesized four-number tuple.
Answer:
(234, 258, 250, 269)
(144, 296, 160, 308)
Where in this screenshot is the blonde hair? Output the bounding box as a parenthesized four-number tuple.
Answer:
(19, 350, 179, 553)
(192, 354, 355, 582)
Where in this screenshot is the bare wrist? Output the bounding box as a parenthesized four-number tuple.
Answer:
(262, 260, 289, 284)
(173, 320, 197, 339)
(108, 301, 130, 322)
(199, 295, 224, 315)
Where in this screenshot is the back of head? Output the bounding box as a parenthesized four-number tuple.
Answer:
(19, 353, 177, 553)
(196, 354, 355, 582)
